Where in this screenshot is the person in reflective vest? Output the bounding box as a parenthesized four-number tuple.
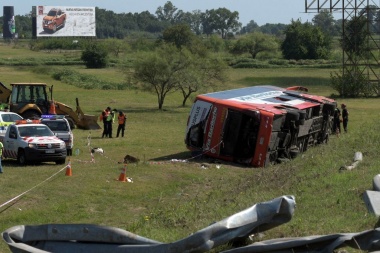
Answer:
(100, 108, 110, 138)
(116, 111, 127, 138)
(106, 108, 116, 138)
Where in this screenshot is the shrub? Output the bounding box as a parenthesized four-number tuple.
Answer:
(52, 68, 127, 90)
(268, 59, 289, 66)
(330, 68, 373, 97)
(81, 42, 108, 68)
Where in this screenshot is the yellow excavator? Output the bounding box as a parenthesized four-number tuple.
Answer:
(0, 82, 100, 130)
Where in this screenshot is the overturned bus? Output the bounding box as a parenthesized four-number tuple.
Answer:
(185, 85, 337, 167)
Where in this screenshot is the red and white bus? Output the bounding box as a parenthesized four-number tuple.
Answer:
(185, 85, 337, 167)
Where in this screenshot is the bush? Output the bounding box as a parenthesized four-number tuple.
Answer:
(81, 42, 108, 68)
(268, 59, 289, 66)
(330, 68, 373, 97)
(52, 68, 127, 90)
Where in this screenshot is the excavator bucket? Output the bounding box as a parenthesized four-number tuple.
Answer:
(54, 99, 101, 130)
(78, 114, 101, 130)
(75, 98, 101, 130)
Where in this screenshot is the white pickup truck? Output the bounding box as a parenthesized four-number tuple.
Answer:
(0, 120, 67, 165)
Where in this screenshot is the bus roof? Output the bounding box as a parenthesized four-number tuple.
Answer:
(198, 85, 334, 110)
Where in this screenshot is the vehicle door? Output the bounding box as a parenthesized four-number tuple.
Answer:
(4, 125, 18, 158)
(0, 113, 23, 134)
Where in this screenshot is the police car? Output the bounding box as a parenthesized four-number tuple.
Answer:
(40, 115, 74, 156)
(0, 112, 23, 134)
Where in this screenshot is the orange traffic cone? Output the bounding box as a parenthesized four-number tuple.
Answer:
(49, 100, 57, 115)
(117, 164, 127, 182)
(65, 160, 72, 176)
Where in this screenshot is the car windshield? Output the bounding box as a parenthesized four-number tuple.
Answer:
(18, 126, 54, 137)
(43, 121, 68, 131)
(1, 113, 22, 122)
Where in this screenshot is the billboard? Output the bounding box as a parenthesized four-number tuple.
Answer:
(35, 6, 95, 37)
(3, 6, 16, 39)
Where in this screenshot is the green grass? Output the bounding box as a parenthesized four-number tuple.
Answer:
(0, 45, 379, 252)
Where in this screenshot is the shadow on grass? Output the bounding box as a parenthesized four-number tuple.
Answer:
(149, 151, 192, 161)
(2, 160, 60, 167)
(149, 151, 251, 169)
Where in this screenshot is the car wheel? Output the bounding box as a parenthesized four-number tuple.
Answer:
(17, 150, 27, 165)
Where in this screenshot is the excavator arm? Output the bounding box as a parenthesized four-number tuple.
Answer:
(54, 98, 101, 130)
(0, 82, 12, 103)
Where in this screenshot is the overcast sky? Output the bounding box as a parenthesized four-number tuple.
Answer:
(1, 0, 342, 26)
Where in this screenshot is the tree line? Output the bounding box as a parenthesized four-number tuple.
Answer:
(1, 1, 344, 39)
(2, 1, 379, 104)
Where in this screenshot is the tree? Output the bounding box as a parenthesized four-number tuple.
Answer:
(155, 1, 181, 24)
(359, 4, 378, 33)
(312, 10, 338, 37)
(230, 32, 278, 59)
(204, 34, 225, 52)
(200, 11, 214, 36)
(201, 8, 241, 38)
(81, 41, 108, 68)
(258, 23, 288, 36)
(136, 11, 166, 33)
(178, 56, 227, 106)
(240, 20, 259, 34)
(104, 38, 129, 57)
(330, 67, 371, 97)
(15, 15, 32, 39)
(179, 10, 203, 35)
(133, 44, 192, 109)
(281, 19, 331, 60)
(340, 16, 369, 56)
(162, 24, 196, 49)
(332, 16, 371, 98)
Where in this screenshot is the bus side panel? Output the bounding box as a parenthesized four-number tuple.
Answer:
(251, 111, 274, 167)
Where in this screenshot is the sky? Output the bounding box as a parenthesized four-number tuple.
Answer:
(0, 0, 341, 26)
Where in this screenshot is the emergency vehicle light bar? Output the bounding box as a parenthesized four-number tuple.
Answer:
(41, 115, 65, 120)
(15, 119, 41, 125)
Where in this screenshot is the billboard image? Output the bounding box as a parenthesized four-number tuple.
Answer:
(35, 6, 95, 37)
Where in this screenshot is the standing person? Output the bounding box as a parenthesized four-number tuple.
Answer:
(116, 111, 127, 137)
(341, 103, 349, 133)
(333, 106, 341, 135)
(106, 107, 116, 138)
(100, 108, 109, 138)
(0, 140, 3, 173)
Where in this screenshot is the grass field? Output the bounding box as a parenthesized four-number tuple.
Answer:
(0, 43, 379, 252)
